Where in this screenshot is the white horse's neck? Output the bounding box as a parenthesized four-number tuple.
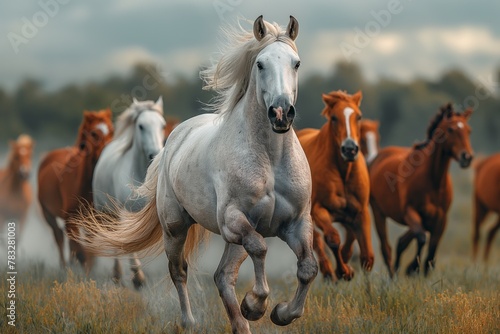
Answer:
(128, 133, 149, 182)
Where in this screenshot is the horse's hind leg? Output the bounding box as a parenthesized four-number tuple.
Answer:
(394, 230, 415, 274)
(424, 221, 445, 275)
(312, 205, 353, 280)
(42, 206, 65, 268)
(399, 208, 426, 275)
(112, 258, 123, 286)
(66, 222, 92, 271)
(484, 215, 500, 262)
(313, 229, 334, 279)
(348, 209, 375, 272)
(372, 202, 393, 277)
(129, 253, 146, 289)
(473, 196, 488, 260)
(163, 221, 195, 328)
(340, 228, 356, 265)
(271, 217, 318, 326)
(222, 207, 269, 322)
(214, 243, 250, 334)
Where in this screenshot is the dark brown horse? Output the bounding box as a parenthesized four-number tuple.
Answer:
(360, 119, 380, 164)
(37, 109, 113, 270)
(473, 153, 500, 261)
(370, 103, 473, 276)
(0, 135, 34, 238)
(297, 90, 374, 280)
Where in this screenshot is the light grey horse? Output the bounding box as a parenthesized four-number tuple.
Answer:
(92, 97, 165, 288)
(77, 16, 317, 333)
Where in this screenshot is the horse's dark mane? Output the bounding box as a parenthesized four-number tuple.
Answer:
(413, 103, 459, 150)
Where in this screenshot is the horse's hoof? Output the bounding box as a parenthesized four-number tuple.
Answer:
(405, 263, 420, 276)
(322, 272, 334, 282)
(132, 277, 146, 290)
(131, 270, 146, 290)
(132, 279, 145, 290)
(336, 266, 354, 281)
(241, 292, 268, 321)
(270, 303, 294, 326)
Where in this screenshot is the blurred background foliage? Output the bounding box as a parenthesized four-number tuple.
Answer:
(1, 62, 499, 152)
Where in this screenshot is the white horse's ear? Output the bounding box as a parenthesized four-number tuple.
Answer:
(133, 97, 139, 104)
(286, 16, 299, 41)
(156, 96, 163, 109)
(253, 15, 267, 41)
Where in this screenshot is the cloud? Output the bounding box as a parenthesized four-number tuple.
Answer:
(1, 1, 499, 91)
(417, 26, 500, 56)
(302, 24, 500, 84)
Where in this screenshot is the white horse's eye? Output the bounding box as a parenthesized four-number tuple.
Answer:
(294, 61, 301, 70)
(139, 124, 144, 131)
(256, 61, 263, 70)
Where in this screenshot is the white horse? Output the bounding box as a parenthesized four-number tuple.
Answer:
(92, 97, 165, 288)
(77, 16, 317, 333)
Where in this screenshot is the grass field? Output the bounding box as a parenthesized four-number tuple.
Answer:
(1, 170, 499, 333)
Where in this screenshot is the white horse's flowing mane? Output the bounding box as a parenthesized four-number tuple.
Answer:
(200, 19, 297, 115)
(113, 100, 163, 155)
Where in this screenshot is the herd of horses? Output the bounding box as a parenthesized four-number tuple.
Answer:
(1, 15, 499, 333)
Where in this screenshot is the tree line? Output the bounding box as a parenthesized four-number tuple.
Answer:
(1, 62, 499, 152)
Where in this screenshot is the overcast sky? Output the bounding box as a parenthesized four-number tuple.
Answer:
(2, 0, 499, 91)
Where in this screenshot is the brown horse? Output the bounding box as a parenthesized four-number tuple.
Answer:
(297, 90, 374, 280)
(370, 103, 473, 277)
(360, 119, 380, 164)
(473, 153, 500, 261)
(37, 109, 113, 270)
(164, 116, 180, 143)
(0, 135, 34, 238)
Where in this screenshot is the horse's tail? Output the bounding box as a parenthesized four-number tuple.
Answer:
(71, 155, 207, 261)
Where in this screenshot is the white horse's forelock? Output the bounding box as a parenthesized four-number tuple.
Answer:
(113, 100, 164, 155)
(200, 18, 297, 115)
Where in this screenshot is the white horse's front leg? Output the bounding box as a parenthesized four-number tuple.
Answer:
(272, 217, 318, 326)
(214, 242, 250, 334)
(222, 206, 270, 323)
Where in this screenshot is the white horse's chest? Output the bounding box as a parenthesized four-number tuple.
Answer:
(245, 161, 311, 236)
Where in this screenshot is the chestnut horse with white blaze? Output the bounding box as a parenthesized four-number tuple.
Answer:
(0, 134, 34, 238)
(360, 119, 380, 164)
(473, 153, 500, 261)
(37, 109, 113, 270)
(297, 90, 374, 280)
(370, 104, 473, 277)
(71, 16, 317, 334)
